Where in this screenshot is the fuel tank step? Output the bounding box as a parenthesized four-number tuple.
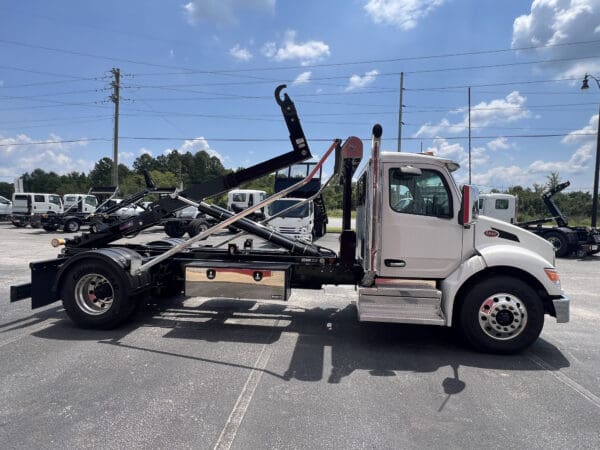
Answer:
(358, 280, 445, 325)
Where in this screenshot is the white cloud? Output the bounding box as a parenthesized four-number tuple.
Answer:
(415, 91, 532, 137)
(261, 30, 330, 65)
(471, 114, 598, 187)
(345, 70, 379, 91)
(426, 138, 489, 174)
(0, 133, 92, 177)
(179, 136, 225, 162)
(183, 0, 275, 25)
(512, 0, 600, 77)
(292, 71, 312, 85)
(140, 148, 153, 156)
(229, 44, 253, 61)
(364, 0, 446, 30)
(487, 137, 511, 151)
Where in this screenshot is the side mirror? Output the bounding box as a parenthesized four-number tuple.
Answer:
(459, 185, 479, 227)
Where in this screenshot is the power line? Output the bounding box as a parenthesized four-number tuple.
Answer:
(1, 132, 596, 148)
(1, 36, 599, 80)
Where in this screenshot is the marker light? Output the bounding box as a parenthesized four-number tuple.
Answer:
(51, 238, 66, 248)
(544, 268, 560, 285)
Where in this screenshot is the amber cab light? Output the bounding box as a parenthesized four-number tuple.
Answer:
(544, 268, 560, 284)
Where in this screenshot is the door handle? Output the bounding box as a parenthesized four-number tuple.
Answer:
(384, 259, 406, 267)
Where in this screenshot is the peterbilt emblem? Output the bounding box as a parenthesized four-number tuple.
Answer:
(253, 271, 263, 282)
(484, 229, 499, 238)
(206, 269, 216, 280)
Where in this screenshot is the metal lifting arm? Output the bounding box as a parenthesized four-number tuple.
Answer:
(137, 139, 339, 274)
(64, 85, 312, 250)
(542, 181, 570, 227)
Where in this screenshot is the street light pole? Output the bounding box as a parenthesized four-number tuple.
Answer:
(581, 74, 600, 228)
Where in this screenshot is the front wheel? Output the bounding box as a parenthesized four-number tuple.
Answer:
(458, 276, 544, 354)
(60, 262, 137, 329)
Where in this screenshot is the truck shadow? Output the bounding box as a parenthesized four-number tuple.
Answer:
(30, 296, 570, 392)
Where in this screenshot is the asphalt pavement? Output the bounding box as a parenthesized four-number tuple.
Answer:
(1, 222, 599, 449)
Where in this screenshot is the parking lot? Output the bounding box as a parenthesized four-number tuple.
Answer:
(1, 222, 599, 449)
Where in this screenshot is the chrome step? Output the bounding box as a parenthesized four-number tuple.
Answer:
(358, 281, 445, 325)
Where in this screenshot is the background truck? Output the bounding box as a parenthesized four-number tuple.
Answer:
(267, 162, 328, 242)
(10, 85, 569, 354)
(10, 192, 63, 228)
(479, 182, 600, 257)
(0, 195, 11, 220)
(162, 205, 216, 239)
(40, 193, 99, 232)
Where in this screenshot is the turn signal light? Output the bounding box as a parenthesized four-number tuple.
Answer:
(51, 238, 66, 248)
(544, 268, 560, 284)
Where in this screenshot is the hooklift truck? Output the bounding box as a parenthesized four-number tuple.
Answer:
(10, 86, 569, 354)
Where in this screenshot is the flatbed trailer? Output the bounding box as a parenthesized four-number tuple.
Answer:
(11, 85, 570, 354)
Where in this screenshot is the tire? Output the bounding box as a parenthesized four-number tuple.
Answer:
(63, 219, 80, 233)
(12, 221, 27, 228)
(60, 261, 137, 329)
(30, 221, 42, 229)
(545, 231, 569, 258)
(187, 218, 209, 239)
(43, 224, 59, 232)
(457, 276, 545, 354)
(164, 221, 186, 238)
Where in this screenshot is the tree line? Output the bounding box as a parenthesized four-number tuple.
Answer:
(0, 153, 595, 224)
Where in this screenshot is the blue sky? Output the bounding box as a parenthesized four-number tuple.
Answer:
(1, 0, 599, 192)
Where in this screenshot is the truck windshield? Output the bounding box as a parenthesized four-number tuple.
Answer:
(269, 199, 308, 218)
(49, 195, 62, 206)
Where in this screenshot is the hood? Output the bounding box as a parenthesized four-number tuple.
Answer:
(474, 216, 555, 265)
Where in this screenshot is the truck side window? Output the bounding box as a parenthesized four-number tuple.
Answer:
(34, 195, 45, 202)
(495, 199, 509, 210)
(389, 168, 452, 218)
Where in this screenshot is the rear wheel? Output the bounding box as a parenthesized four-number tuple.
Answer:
(60, 261, 137, 329)
(30, 221, 42, 229)
(458, 276, 544, 354)
(187, 218, 209, 239)
(12, 221, 27, 228)
(164, 221, 186, 238)
(43, 224, 59, 232)
(545, 231, 569, 257)
(63, 219, 80, 233)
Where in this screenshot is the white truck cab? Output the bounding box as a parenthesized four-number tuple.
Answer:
(227, 189, 267, 213)
(11, 192, 63, 227)
(268, 197, 314, 242)
(355, 150, 567, 353)
(0, 195, 11, 219)
(63, 194, 99, 214)
(478, 193, 517, 223)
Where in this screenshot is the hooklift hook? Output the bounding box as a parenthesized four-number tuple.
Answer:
(274, 84, 289, 106)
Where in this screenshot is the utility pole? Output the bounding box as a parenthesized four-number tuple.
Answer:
(468, 86, 472, 184)
(397, 72, 404, 152)
(581, 74, 600, 228)
(110, 68, 120, 188)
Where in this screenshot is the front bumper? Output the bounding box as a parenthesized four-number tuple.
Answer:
(552, 296, 570, 323)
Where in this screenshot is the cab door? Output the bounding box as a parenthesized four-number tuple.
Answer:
(378, 164, 463, 279)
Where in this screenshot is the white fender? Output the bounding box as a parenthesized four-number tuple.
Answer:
(441, 245, 563, 325)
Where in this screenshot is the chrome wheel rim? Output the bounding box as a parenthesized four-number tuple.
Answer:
(74, 273, 114, 315)
(547, 236, 562, 252)
(67, 221, 78, 232)
(478, 293, 528, 340)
